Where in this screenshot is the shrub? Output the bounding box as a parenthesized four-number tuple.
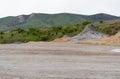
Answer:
(99, 20, 103, 23)
(82, 20, 91, 25)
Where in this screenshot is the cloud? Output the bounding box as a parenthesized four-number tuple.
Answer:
(0, 0, 119, 17)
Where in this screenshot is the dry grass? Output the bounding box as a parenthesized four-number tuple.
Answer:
(99, 32, 120, 46)
(53, 35, 70, 42)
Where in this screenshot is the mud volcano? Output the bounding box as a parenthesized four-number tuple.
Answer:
(71, 24, 107, 41)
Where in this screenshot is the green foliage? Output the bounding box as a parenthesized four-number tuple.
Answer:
(0, 32, 4, 35)
(0, 24, 85, 43)
(82, 20, 91, 25)
(0, 13, 119, 31)
(15, 28, 25, 33)
(95, 21, 120, 35)
(0, 36, 3, 39)
(11, 33, 14, 37)
(99, 20, 103, 23)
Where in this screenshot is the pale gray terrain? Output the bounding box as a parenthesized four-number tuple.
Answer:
(71, 24, 108, 41)
(0, 42, 120, 79)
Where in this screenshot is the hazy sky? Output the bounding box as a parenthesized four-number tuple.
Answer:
(0, 0, 120, 17)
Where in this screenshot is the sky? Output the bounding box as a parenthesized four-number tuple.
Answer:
(0, 0, 120, 18)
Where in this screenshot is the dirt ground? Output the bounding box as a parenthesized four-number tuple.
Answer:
(0, 42, 120, 79)
(77, 32, 120, 46)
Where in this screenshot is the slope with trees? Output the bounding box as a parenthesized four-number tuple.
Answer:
(0, 13, 119, 31)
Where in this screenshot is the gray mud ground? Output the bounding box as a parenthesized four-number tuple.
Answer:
(0, 42, 120, 79)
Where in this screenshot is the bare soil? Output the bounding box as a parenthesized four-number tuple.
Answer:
(0, 42, 120, 79)
(78, 32, 120, 46)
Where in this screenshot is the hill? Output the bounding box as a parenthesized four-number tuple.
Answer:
(0, 13, 119, 31)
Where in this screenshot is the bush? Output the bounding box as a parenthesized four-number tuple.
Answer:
(0, 24, 85, 43)
(99, 20, 103, 23)
(0, 32, 4, 35)
(82, 20, 91, 25)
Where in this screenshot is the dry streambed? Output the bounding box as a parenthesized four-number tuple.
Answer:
(0, 42, 119, 79)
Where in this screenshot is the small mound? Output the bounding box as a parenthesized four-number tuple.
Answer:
(71, 24, 107, 41)
(53, 35, 70, 42)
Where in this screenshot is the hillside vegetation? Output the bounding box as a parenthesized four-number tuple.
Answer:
(0, 19, 120, 43)
(0, 24, 84, 43)
(0, 13, 119, 31)
(95, 20, 120, 35)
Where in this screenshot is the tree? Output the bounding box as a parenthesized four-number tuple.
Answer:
(82, 20, 91, 25)
(0, 36, 3, 39)
(0, 32, 4, 35)
(16, 28, 25, 33)
(11, 33, 14, 37)
(99, 20, 103, 23)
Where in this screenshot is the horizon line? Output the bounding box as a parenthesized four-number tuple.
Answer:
(0, 12, 119, 18)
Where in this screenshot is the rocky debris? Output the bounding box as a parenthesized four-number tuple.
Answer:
(17, 15, 26, 23)
(9, 15, 29, 26)
(70, 24, 108, 41)
(9, 13, 37, 26)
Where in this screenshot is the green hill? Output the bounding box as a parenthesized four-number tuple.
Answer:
(0, 13, 119, 31)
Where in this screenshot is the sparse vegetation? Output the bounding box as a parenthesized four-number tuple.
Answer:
(0, 24, 85, 43)
(0, 19, 120, 43)
(95, 20, 120, 35)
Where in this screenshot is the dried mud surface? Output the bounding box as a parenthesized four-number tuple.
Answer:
(0, 42, 120, 79)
